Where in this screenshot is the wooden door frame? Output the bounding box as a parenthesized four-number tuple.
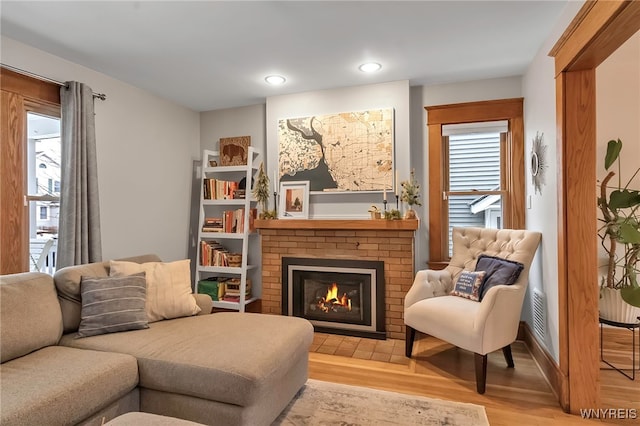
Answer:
(0, 67, 60, 274)
(549, 0, 640, 413)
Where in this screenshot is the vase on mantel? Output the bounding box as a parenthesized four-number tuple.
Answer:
(599, 287, 640, 324)
(404, 208, 417, 220)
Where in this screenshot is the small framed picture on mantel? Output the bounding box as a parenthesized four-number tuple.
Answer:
(279, 181, 309, 219)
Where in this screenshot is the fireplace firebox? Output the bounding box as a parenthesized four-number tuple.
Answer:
(282, 257, 385, 339)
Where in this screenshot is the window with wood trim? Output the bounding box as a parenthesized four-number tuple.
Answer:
(1, 67, 60, 274)
(426, 98, 525, 266)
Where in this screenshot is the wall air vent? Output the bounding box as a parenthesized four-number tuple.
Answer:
(533, 288, 546, 342)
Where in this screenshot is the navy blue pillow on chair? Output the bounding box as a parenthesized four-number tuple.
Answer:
(474, 254, 525, 301)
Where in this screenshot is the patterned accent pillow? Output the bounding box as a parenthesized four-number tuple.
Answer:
(109, 259, 201, 322)
(77, 273, 148, 338)
(450, 270, 486, 302)
(475, 254, 525, 301)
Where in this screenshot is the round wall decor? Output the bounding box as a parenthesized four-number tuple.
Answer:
(531, 132, 547, 195)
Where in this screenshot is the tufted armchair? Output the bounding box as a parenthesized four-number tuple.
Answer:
(404, 227, 541, 394)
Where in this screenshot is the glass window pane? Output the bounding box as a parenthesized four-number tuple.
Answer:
(447, 194, 503, 256)
(448, 132, 501, 192)
(27, 113, 60, 273)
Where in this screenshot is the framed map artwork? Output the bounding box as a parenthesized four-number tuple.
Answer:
(278, 109, 394, 192)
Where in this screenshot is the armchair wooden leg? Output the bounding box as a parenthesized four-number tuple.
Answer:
(502, 345, 515, 368)
(474, 353, 487, 394)
(405, 326, 416, 357)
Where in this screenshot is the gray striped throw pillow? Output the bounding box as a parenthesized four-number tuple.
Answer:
(77, 273, 148, 338)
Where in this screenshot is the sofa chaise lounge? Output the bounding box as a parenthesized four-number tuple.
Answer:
(0, 255, 314, 425)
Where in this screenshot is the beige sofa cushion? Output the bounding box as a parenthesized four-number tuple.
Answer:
(54, 254, 162, 332)
(109, 259, 201, 322)
(0, 272, 63, 363)
(0, 346, 138, 426)
(60, 312, 314, 407)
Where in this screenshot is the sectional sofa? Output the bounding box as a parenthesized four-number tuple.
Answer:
(0, 255, 314, 425)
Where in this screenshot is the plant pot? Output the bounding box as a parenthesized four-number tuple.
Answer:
(599, 287, 640, 323)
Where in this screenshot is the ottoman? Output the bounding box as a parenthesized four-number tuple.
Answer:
(60, 312, 314, 426)
(105, 412, 204, 425)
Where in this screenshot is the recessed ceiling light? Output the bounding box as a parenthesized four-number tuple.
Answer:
(265, 75, 286, 85)
(359, 62, 382, 73)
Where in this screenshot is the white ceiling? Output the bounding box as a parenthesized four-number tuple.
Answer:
(1, 1, 569, 112)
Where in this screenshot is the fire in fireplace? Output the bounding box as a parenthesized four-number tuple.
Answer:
(317, 282, 352, 313)
(282, 257, 385, 339)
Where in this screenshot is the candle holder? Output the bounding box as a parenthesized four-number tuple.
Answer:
(395, 194, 399, 211)
(383, 199, 388, 212)
(273, 191, 278, 214)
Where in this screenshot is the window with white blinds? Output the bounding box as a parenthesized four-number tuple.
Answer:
(443, 122, 507, 255)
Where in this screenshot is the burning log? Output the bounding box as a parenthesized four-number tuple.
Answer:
(315, 283, 353, 313)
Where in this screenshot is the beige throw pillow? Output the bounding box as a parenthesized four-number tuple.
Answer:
(109, 259, 200, 322)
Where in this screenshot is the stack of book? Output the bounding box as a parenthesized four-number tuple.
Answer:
(199, 240, 230, 267)
(222, 278, 251, 302)
(201, 217, 223, 233)
(197, 277, 229, 301)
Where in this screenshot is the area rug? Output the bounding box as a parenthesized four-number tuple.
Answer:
(273, 379, 490, 425)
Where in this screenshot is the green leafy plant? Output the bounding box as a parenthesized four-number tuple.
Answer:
(400, 169, 422, 207)
(384, 209, 401, 220)
(598, 138, 640, 307)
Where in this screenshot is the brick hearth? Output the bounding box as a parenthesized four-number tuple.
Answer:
(255, 219, 418, 340)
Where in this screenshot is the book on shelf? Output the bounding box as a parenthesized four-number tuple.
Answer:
(203, 217, 222, 226)
(202, 217, 223, 233)
(224, 278, 252, 297)
(197, 277, 229, 301)
(221, 294, 251, 303)
(199, 240, 230, 267)
(203, 178, 240, 200)
(209, 208, 257, 234)
(202, 227, 223, 233)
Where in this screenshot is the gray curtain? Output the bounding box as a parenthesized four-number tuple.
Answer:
(57, 81, 102, 268)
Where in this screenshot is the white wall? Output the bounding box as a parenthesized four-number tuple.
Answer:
(200, 104, 267, 155)
(596, 31, 640, 278)
(521, 1, 584, 363)
(266, 80, 411, 220)
(1, 36, 201, 262)
(596, 31, 640, 188)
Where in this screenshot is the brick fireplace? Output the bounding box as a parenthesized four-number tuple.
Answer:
(255, 219, 418, 340)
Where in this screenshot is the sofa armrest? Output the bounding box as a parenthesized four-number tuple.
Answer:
(474, 284, 526, 353)
(193, 293, 213, 315)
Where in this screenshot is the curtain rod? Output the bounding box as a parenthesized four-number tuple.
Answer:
(1, 63, 107, 101)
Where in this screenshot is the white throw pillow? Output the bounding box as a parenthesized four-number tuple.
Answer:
(109, 259, 201, 322)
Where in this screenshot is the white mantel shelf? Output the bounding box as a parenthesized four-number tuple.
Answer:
(254, 219, 419, 231)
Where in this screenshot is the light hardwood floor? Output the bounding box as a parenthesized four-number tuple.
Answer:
(308, 329, 639, 425)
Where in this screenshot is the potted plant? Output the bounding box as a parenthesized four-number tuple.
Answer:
(598, 138, 640, 322)
(400, 169, 421, 219)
